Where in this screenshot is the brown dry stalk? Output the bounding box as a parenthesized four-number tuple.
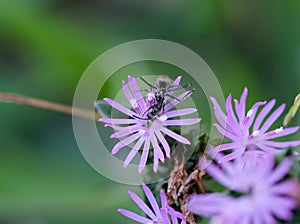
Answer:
(0, 92, 101, 120)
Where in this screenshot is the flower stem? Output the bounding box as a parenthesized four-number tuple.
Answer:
(0, 92, 101, 120)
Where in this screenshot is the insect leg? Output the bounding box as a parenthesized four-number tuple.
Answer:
(140, 77, 157, 89)
(165, 93, 182, 101)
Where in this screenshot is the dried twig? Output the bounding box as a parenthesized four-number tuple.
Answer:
(0, 92, 101, 120)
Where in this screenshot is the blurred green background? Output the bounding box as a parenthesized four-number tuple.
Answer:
(0, 0, 300, 223)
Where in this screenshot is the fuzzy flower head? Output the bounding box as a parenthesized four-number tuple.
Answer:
(210, 87, 300, 164)
(99, 75, 201, 173)
(119, 183, 186, 224)
(187, 155, 299, 224)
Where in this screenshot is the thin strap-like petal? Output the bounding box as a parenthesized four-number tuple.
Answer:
(214, 124, 240, 142)
(164, 108, 197, 118)
(118, 208, 152, 223)
(122, 80, 134, 102)
(262, 140, 300, 148)
(164, 91, 193, 112)
(110, 124, 143, 138)
(123, 138, 145, 168)
(111, 132, 141, 155)
(99, 118, 138, 125)
(127, 190, 157, 220)
(163, 118, 201, 126)
(253, 99, 276, 131)
(210, 96, 227, 128)
(239, 87, 248, 119)
(138, 139, 150, 173)
(267, 157, 293, 184)
(217, 147, 244, 164)
(155, 130, 170, 157)
(104, 98, 136, 117)
(142, 184, 161, 217)
(159, 126, 190, 144)
(263, 126, 299, 140)
(164, 75, 182, 102)
(260, 104, 285, 133)
(128, 75, 147, 112)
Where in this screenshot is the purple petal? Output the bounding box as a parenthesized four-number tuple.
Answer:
(216, 142, 243, 152)
(122, 80, 134, 102)
(210, 96, 227, 128)
(159, 126, 190, 144)
(264, 126, 299, 140)
(262, 140, 300, 148)
(110, 124, 143, 138)
(239, 87, 248, 119)
(154, 130, 170, 157)
(99, 118, 138, 125)
(118, 208, 152, 223)
(206, 163, 233, 188)
(128, 75, 147, 112)
(218, 147, 245, 163)
(267, 157, 293, 184)
(123, 138, 145, 168)
(138, 139, 150, 173)
(270, 179, 300, 195)
(186, 193, 232, 216)
(142, 184, 161, 217)
(164, 75, 182, 102)
(260, 103, 285, 133)
(244, 101, 267, 129)
(214, 124, 240, 141)
(253, 99, 276, 131)
(225, 94, 239, 126)
(111, 132, 141, 155)
(160, 190, 168, 208)
(150, 133, 165, 172)
(127, 190, 157, 220)
(104, 98, 136, 117)
(164, 108, 197, 118)
(160, 208, 171, 224)
(163, 118, 201, 126)
(164, 91, 193, 112)
(256, 143, 286, 154)
(270, 197, 296, 221)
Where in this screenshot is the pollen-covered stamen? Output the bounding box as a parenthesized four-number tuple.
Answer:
(157, 114, 168, 122)
(147, 91, 155, 107)
(130, 98, 141, 115)
(243, 109, 254, 125)
(248, 130, 260, 140)
(265, 126, 284, 138)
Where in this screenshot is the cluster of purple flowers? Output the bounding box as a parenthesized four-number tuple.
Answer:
(99, 77, 299, 224)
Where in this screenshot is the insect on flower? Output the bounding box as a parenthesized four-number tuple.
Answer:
(135, 75, 193, 121)
(97, 75, 201, 173)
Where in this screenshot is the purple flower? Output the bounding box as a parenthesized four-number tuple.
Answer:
(118, 183, 186, 224)
(210, 87, 300, 163)
(99, 75, 201, 173)
(186, 156, 299, 224)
